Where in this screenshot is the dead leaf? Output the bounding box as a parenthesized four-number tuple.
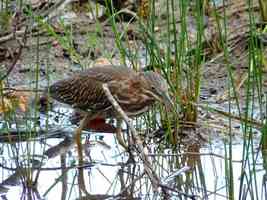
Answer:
(0, 97, 12, 113)
(0, 89, 31, 114)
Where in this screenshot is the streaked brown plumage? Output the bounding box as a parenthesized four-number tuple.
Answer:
(49, 65, 173, 118)
(49, 65, 173, 194)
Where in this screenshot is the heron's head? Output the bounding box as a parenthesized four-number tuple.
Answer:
(140, 71, 174, 110)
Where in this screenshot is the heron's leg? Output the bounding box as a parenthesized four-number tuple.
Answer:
(75, 114, 93, 196)
(116, 118, 128, 149)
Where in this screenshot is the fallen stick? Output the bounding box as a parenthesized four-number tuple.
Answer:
(102, 83, 161, 190)
(102, 83, 198, 199)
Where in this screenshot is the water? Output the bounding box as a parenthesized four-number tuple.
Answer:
(0, 105, 265, 199)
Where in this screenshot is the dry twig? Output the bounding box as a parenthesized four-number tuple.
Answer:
(102, 83, 161, 189)
(102, 83, 197, 199)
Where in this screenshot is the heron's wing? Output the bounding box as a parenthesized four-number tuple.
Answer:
(49, 76, 111, 111)
(82, 65, 136, 82)
(49, 66, 136, 111)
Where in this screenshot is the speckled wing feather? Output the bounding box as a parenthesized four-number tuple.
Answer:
(49, 65, 136, 112)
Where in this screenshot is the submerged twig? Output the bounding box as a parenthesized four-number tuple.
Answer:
(102, 83, 160, 189)
(102, 83, 196, 199)
(197, 103, 263, 128)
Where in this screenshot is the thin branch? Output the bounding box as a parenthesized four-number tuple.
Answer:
(102, 83, 160, 188)
(103, 83, 196, 199)
(104, 84, 205, 200)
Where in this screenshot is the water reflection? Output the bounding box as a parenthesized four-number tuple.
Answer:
(0, 112, 265, 199)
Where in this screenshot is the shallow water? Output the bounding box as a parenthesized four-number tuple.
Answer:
(0, 104, 265, 200)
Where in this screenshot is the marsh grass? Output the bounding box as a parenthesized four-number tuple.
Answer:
(1, 0, 267, 199)
(104, 0, 267, 199)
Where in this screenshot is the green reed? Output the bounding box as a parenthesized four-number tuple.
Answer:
(0, 0, 266, 199)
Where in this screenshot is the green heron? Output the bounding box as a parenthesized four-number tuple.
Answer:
(49, 65, 173, 194)
(50, 65, 173, 151)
